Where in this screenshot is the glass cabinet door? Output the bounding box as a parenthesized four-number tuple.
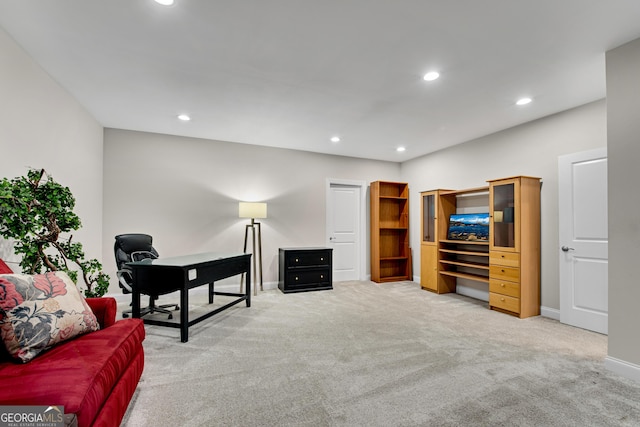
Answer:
(491, 180, 517, 250)
(422, 192, 435, 243)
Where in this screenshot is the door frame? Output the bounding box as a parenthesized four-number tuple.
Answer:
(326, 178, 367, 281)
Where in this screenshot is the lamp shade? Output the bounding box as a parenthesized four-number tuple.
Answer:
(239, 202, 267, 219)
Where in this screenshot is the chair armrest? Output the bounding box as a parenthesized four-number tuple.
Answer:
(86, 297, 117, 328)
(117, 268, 133, 293)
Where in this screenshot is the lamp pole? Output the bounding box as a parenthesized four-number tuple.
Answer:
(239, 202, 266, 296)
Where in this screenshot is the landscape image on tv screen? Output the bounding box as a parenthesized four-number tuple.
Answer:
(447, 213, 490, 241)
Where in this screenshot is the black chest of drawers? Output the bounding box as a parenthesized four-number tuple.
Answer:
(278, 247, 333, 293)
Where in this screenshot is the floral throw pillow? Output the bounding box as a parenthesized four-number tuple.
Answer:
(0, 271, 99, 363)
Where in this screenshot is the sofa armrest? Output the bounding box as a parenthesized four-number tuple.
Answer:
(86, 297, 117, 328)
(0, 258, 14, 274)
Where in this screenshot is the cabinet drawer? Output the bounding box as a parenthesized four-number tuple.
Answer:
(489, 265, 519, 282)
(489, 251, 520, 268)
(490, 292, 520, 314)
(287, 251, 330, 268)
(286, 269, 331, 286)
(489, 279, 520, 298)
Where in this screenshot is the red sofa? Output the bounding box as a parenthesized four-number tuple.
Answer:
(0, 260, 145, 427)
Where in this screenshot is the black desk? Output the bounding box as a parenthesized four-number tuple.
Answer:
(128, 252, 251, 342)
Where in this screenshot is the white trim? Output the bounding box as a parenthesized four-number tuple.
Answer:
(326, 178, 367, 281)
(605, 356, 640, 383)
(540, 306, 560, 320)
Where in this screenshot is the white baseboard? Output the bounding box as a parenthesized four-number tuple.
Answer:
(263, 281, 278, 290)
(540, 306, 560, 320)
(605, 356, 640, 383)
(105, 293, 130, 304)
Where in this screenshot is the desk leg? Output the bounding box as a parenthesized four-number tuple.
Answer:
(209, 283, 214, 304)
(180, 288, 189, 342)
(240, 224, 251, 293)
(245, 261, 251, 307)
(132, 289, 141, 318)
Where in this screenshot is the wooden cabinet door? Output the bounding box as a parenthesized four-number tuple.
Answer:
(489, 177, 520, 253)
(420, 244, 438, 291)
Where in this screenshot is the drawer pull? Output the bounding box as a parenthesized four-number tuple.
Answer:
(320, 275, 324, 279)
(320, 257, 324, 261)
(501, 269, 505, 273)
(501, 297, 505, 302)
(295, 258, 299, 262)
(500, 283, 505, 287)
(295, 276, 299, 281)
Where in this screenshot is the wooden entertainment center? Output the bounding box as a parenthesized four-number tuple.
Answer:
(420, 176, 541, 318)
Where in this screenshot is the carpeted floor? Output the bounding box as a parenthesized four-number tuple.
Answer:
(121, 281, 640, 426)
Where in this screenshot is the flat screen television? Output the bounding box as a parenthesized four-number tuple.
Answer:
(447, 213, 489, 241)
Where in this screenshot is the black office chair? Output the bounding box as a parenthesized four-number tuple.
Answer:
(114, 233, 179, 319)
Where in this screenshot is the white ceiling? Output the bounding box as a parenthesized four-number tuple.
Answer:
(2, 1, 640, 162)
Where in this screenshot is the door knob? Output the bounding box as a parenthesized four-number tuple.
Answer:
(561, 246, 575, 252)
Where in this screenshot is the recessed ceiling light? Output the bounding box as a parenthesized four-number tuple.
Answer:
(154, 0, 174, 5)
(423, 71, 440, 82)
(330, 136, 340, 143)
(396, 146, 406, 152)
(516, 97, 532, 106)
(177, 114, 191, 121)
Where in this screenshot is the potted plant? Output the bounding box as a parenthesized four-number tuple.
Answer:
(0, 168, 110, 297)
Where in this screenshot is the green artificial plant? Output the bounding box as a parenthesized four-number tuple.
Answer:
(0, 168, 110, 297)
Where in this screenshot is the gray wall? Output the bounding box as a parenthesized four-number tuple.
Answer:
(401, 100, 606, 313)
(0, 27, 104, 280)
(606, 38, 640, 369)
(103, 100, 607, 304)
(102, 129, 400, 291)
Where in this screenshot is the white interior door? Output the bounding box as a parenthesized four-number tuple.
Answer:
(327, 181, 363, 281)
(559, 148, 608, 334)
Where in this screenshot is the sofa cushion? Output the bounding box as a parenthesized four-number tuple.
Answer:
(0, 318, 145, 426)
(0, 271, 99, 362)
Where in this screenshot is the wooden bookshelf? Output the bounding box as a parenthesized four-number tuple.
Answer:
(370, 181, 411, 283)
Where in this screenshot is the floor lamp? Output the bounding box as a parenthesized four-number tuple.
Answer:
(239, 202, 266, 296)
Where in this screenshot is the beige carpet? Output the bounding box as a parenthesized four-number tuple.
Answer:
(120, 281, 640, 426)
